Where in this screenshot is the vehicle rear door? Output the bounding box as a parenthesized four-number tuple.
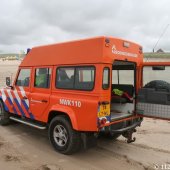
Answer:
(137, 62, 170, 120)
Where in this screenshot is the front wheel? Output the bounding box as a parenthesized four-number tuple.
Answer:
(48, 116, 81, 155)
(0, 100, 10, 126)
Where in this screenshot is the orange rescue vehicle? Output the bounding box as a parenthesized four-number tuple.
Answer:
(1, 36, 170, 154)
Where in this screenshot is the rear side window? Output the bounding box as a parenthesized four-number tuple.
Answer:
(75, 67, 95, 90)
(56, 66, 95, 90)
(34, 68, 51, 88)
(56, 67, 75, 89)
(16, 69, 31, 87)
(103, 67, 110, 89)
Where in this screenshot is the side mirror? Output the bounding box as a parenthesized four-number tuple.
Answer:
(152, 66, 165, 70)
(6, 77, 11, 86)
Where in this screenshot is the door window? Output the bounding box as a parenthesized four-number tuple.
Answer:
(34, 68, 51, 88)
(16, 69, 31, 87)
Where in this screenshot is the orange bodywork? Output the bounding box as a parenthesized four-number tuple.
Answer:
(1, 36, 145, 132)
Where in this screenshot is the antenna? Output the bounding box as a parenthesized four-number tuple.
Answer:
(153, 24, 169, 52)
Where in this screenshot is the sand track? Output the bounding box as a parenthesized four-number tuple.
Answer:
(0, 118, 169, 170)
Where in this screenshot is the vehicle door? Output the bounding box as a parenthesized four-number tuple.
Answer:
(137, 62, 170, 120)
(12, 68, 33, 118)
(29, 66, 52, 120)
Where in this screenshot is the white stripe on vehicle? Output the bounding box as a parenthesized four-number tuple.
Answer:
(0, 89, 7, 102)
(6, 89, 14, 103)
(13, 90, 21, 104)
(18, 86, 29, 106)
(19, 86, 26, 96)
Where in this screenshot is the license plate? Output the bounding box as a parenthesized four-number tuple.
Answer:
(98, 104, 110, 117)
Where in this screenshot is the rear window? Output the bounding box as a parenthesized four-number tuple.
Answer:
(75, 67, 95, 90)
(56, 66, 95, 91)
(56, 67, 75, 89)
(102, 67, 110, 89)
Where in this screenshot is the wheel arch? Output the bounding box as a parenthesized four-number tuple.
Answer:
(48, 104, 78, 130)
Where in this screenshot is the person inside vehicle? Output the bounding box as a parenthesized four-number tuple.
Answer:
(35, 68, 48, 88)
(58, 69, 70, 81)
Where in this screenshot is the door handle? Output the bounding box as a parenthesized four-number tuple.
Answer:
(22, 96, 28, 100)
(41, 99, 48, 103)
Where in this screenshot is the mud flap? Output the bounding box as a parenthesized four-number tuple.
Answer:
(81, 133, 97, 149)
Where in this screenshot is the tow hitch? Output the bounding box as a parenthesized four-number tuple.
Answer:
(109, 118, 142, 143)
(122, 129, 136, 143)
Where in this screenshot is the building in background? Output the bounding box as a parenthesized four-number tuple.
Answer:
(0, 53, 25, 61)
(144, 49, 170, 61)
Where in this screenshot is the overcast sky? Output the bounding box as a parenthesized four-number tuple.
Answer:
(0, 0, 170, 53)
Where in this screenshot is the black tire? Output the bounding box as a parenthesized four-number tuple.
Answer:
(48, 116, 81, 155)
(144, 80, 170, 92)
(0, 100, 10, 126)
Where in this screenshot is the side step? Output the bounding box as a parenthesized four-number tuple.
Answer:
(9, 116, 46, 130)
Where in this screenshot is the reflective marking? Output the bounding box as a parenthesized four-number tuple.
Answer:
(13, 90, 21, 104)
(22, 100, 34, 119)
(19, 86, 29, 106)
(10, 91, 22, 116)
(6, 97, 18, 115)
(3, 103, 9, 112)
(13, 106, 18, 114)
(0, 89, 7, 102)
(19, 86, 25, 96)
(0, 90, 9, 112)
(14, 98, 25, 117)
(7, 90, 14, 103)
(7, 97, 13, 105)
(19, 87, 34, 119)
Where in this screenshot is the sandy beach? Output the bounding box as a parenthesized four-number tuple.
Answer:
(0, 118, 170, 170)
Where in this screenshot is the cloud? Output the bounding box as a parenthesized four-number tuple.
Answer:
(0, 0, 170, 53)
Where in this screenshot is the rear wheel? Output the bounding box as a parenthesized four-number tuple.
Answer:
(48, 116, 81, 155)
(0, 101, 10, 126)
